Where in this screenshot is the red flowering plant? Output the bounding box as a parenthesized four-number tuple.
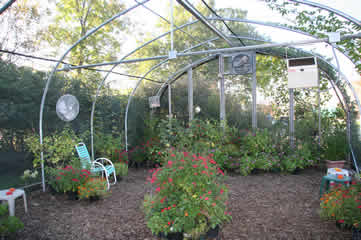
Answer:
(320, 181, 361, 229)
(113, 149, 128, 164)
(49, 165, 90, 193)
(143, 151, 231, 238)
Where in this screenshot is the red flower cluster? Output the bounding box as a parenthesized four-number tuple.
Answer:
(114, 149, 129, 164)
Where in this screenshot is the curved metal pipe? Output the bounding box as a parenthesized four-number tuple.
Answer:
(124, 61, 169, 151)
(38, 0, 149, 192)
(0, 0, 16, 15)
(90, 19, 197, 160)
(123, 50, 218, 151)
(290, 0, 361, 27)
(156, 55, 218, 96)
(58, 17, 359, 72)
(206, 17, 358, 65)
(123, 33, 361, 152)
(176, 0, 234, 47)
(90, 16, 360, 164)
(93, 35, 219, 155)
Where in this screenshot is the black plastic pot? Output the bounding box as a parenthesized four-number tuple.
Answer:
(67, 191, 79, 200)
(291, 168, 302, 175)
(335, 221, 352, 230)
(158, 231, 183, 240)
(89, 196, 100, 202)
(206, 225, 220, 239)
(353, 227, 361, 240)
(199, 225, 220, 240)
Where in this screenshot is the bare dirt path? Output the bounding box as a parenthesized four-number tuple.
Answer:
(14, 168, 350, 240)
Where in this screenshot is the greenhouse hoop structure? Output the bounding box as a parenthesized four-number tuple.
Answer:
(27, 0, 361, 192)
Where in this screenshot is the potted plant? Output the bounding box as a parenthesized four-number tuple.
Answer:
(320, 181, 361, 236)
(143, 151, 231, 239)
(48, 165, 90, 199)
(322, 129, 348, 169)
(113, 162, 128, 180)
(0, 204, 24, 239)
(77, 177, 109, 201)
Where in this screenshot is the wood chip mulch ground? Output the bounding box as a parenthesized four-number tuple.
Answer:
(13, 168, 351, 240)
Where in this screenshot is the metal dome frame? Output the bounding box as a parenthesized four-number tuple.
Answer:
(38, 0, 361, 191)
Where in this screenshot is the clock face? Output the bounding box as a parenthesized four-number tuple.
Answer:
(232, 54, 252, 74)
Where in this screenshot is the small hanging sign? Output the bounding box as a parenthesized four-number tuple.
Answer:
(149, 96, 160, 108)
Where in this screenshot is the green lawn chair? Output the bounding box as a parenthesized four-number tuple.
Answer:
(75, 142, 116, 190)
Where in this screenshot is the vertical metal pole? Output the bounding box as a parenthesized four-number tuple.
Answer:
(218, 54, 225, 128)
(318, 88, 321, 146)
(346, 111, 351, 163)
(289, 88, 295, 149)
(168, 84, 172, 119)
(188, 68, 193, 121)
(252, 54, 257, 130)
(40, 152, 45, 192)
(170, 0, 174, 52)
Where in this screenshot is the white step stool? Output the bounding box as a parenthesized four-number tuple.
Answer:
(0, 189, 28, 216)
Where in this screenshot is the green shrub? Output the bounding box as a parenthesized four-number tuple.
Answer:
(21, 169, 40, 186)
(0, 204, 24, 238)
(239, 154, 256, 176)
(25, 127, 80, 168)
(322, 129, 348, 161)
(241, 129, 278, 156)
(94, 131, 123, 158)
(114, 162, 128, 177)
(211, 149, 228, 170)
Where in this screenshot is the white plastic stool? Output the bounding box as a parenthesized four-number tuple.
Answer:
(327, 168, 351, 187)
(0, 189, 28, 216)
(327, 168, 350, 177)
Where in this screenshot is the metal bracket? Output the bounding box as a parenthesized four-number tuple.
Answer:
(326, 32, 341, 43)
(168, 50, 177, 59)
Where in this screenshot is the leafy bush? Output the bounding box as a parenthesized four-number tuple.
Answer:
(113, 162, 128, 178)
(21, 169, 40, 186)
(148, 118, 318, 175)
(49, 166, 90, 193)
(322, 128, 348, 161)
(281, 141, 315, 172)
(25, 127, 80, 168)
(129, 145, 146, 167)
(241, 129, 278, 156)
(239, 129, 281, 175)
(142, 138, 163, 167)
(239, 154, 257, 176)
(158, 119, 235, 153)
(143, 151, 231, 238)
(94, 131, 123, 158)
(0, 204, 24, 238)
(211, 148, 229, 170)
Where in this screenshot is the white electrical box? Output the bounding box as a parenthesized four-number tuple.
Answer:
(287, 57, 319, 89)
